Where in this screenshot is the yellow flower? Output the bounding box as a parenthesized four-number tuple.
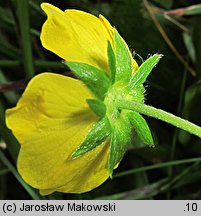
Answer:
(6, 73, 110, 195)
(6, 3, 138, 195)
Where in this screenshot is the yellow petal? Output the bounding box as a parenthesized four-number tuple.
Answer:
(40, 3, 114, 71)
(6, 73, 93, 143)
(6, 73, 110, 193)
(40, 140, 110, 195)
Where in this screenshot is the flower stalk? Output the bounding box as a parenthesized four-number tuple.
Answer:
(117, 99, 201, 138)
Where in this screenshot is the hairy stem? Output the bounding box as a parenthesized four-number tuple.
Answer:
(117, 100, 201, 138)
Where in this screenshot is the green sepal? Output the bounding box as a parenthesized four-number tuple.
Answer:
(86, 99, 106, 118)
(130, 85, 145, 104)
(129, 54, 162, 89)
(71, 117, 111, 159)
(66, 62, 111, 100)
(107, 41, 116, 83)
(128, 111, 154, 146)
(108, 113, 131, 177)
(114, 29, 133, 83)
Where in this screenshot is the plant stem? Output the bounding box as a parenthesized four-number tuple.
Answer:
(162, 161, 200, 191)
(114, 157, 201, 178)
(0, 60, 20, 68)
(117, 100, 201, 138)
(167, 67, 187, 199)
(0, 60, 67, 69)
(17, 0, 35, 78)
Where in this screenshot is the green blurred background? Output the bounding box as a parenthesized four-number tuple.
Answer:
(1, 0, 201, 200)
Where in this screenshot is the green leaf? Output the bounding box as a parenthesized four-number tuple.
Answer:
(71, 117, 111, 159)
(66, 62, 111, 100)
(181, 4, 201, 16)
(86, 99, 106, 118)
(114, 29, 133, 83)
(128, 111, 154, 146)
(108, 114, 131, 177)
(129, 54, 162, 89)
(107, 41, 116, 83)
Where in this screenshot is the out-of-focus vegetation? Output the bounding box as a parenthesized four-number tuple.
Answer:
(1, 0, 201, 200)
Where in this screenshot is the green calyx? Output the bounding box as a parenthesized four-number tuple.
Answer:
(66, 61, 111, 100)
(67, 29, 161, 176)
(71, 117, 111, 159)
